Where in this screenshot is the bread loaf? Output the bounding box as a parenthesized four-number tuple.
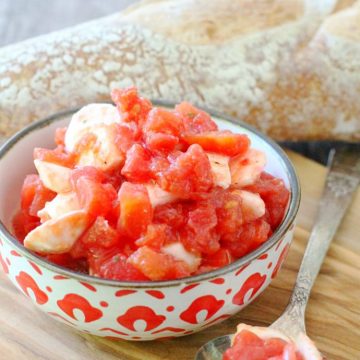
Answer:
(262, 1, 360, 140)
(0, 0, 359, 141)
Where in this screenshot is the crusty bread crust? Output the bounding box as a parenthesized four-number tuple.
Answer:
(263, 3, 360, 140)
(123, 0, 305, 45)
(0, 0, 359, 141)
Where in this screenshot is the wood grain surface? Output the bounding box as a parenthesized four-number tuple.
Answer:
(0, 151, 359, 360)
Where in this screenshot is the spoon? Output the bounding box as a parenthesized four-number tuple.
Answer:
(195, 148, 360, 360)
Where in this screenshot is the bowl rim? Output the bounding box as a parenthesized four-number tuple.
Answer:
(0, 100, 300, 289)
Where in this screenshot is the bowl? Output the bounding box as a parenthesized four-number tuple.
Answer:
(0, 102, 300, 341)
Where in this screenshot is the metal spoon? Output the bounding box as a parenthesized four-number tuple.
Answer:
(195, 148, 360, 360)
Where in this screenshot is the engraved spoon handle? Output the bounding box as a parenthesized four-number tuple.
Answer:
(271, 148, 360, 337)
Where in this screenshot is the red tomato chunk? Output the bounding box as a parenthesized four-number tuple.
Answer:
(34, 146, 76, 168)
(118, 182, 153, 239)
(183, 131, 250, 157)
(223, 330, 305, 360)
(157, 144, 214, 198)
(13, 87, 290, 281)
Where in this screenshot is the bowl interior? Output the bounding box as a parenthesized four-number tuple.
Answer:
(0, 104, 298, 286)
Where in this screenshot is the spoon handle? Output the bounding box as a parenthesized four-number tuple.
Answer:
(271, 148, 360, 337)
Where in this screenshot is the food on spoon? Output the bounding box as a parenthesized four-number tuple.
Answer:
(223, 324, 323, 360)
(12, 87, 290, 281)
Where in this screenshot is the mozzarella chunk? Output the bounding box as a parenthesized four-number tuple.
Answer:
(145, 183, 178, 207)
(37, 192, 80, 223)
(77, 124, 125, 171)
(162, 242, 201, 271)
(34, 159, 72, 193)
(207, 152, 231, 189)
(230, 149, 266, 187)
(233, 189, 265, 221)
(24, 210, 89, 254)
(65, 103, 121, 152)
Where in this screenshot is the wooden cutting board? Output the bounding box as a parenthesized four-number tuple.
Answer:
(0, 151, 359, 360)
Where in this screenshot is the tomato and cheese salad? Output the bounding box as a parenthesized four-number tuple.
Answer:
(12, 87, 289, 281)
(223, 324, 323, 360)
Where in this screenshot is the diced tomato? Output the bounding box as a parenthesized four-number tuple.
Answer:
(295, 350, 306, 360)
(115, 122, 141, 154)
(44, 253, 88, 272)
(46, 253, 73, 267)
(105, 171, 123, 192)
(121, 144, 153, 182)
(80, 216, 120, 249)
(54, 127, 67, 146)
(21, 174, 56, 217)
(223, 330, 266, 360)
(145, 131, 179, 153)
(234, 330, 264, 346)
(34, 146, 76, 168)
(20, 175, 39, 212)
(69, 237, 88, 259)
(175, 102, 218, 133)
(144, 107, 184, 136)
(71, 167, 120, 223)
(150, 154, 170, 176)
(183, 131, 250, 157)
(87, 245, 123, 275)
(158, 144, 213, 198)
(118, 182, 153, 239)
(202, 248, 232, 268)
(99, 253, 149, 281)
(245, 172, 290, 230)
(299, 352, 306, 360)
(216, 191, 243, 238)
(225, 330, 305, 360)
(143, 108, 184, 153)
(224, 218, 270, 258)
(184, 203, 220, 255)
(185, 111, 217, 133)
(189, 228, 220, 256)
(128, 246, 191, 280)
(264, 337, 287, 357)
(194, 265, 218, 275)
(104, 198, 120, 227)
(74, 177, 117, 220)
(111, 87, 152, 125)
(12, 210, 40, 243)
(153, 202, 186, 229)
(135, 223, 172, 249)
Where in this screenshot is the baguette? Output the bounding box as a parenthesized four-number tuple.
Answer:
(0, 0, 358, 141)
(263, 1, 360, 140)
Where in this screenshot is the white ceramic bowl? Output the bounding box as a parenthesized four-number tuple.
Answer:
(0, 103, 300, 340)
